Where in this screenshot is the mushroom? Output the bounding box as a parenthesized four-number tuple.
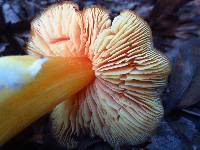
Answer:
(0, 56, 94, 144)
(0, 2, 171, 147)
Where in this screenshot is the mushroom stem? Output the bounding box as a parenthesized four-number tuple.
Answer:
(0, 56, 94, 144)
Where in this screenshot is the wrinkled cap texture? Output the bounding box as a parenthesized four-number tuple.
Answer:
(27, 2, 171, 147)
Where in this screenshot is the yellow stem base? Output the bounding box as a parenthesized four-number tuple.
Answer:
(0, 56, 94, 144)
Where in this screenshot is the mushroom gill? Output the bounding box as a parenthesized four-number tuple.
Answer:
(27, 2, 171, 147)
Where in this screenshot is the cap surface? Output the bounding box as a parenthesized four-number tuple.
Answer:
(27, 2, 171, 147)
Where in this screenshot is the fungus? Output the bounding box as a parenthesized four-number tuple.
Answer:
(0, 2, 171, 147)
(0, 56, 94, 144)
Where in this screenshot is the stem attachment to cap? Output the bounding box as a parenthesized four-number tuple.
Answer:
(0, 55, 94, 144)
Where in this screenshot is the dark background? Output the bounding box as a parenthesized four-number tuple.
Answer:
(0, 0, 200, 149)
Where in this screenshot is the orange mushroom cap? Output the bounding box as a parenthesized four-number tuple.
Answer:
(27, 2, 171, 147)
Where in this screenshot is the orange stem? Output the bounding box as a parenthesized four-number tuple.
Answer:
(0, 56, 94, 144)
